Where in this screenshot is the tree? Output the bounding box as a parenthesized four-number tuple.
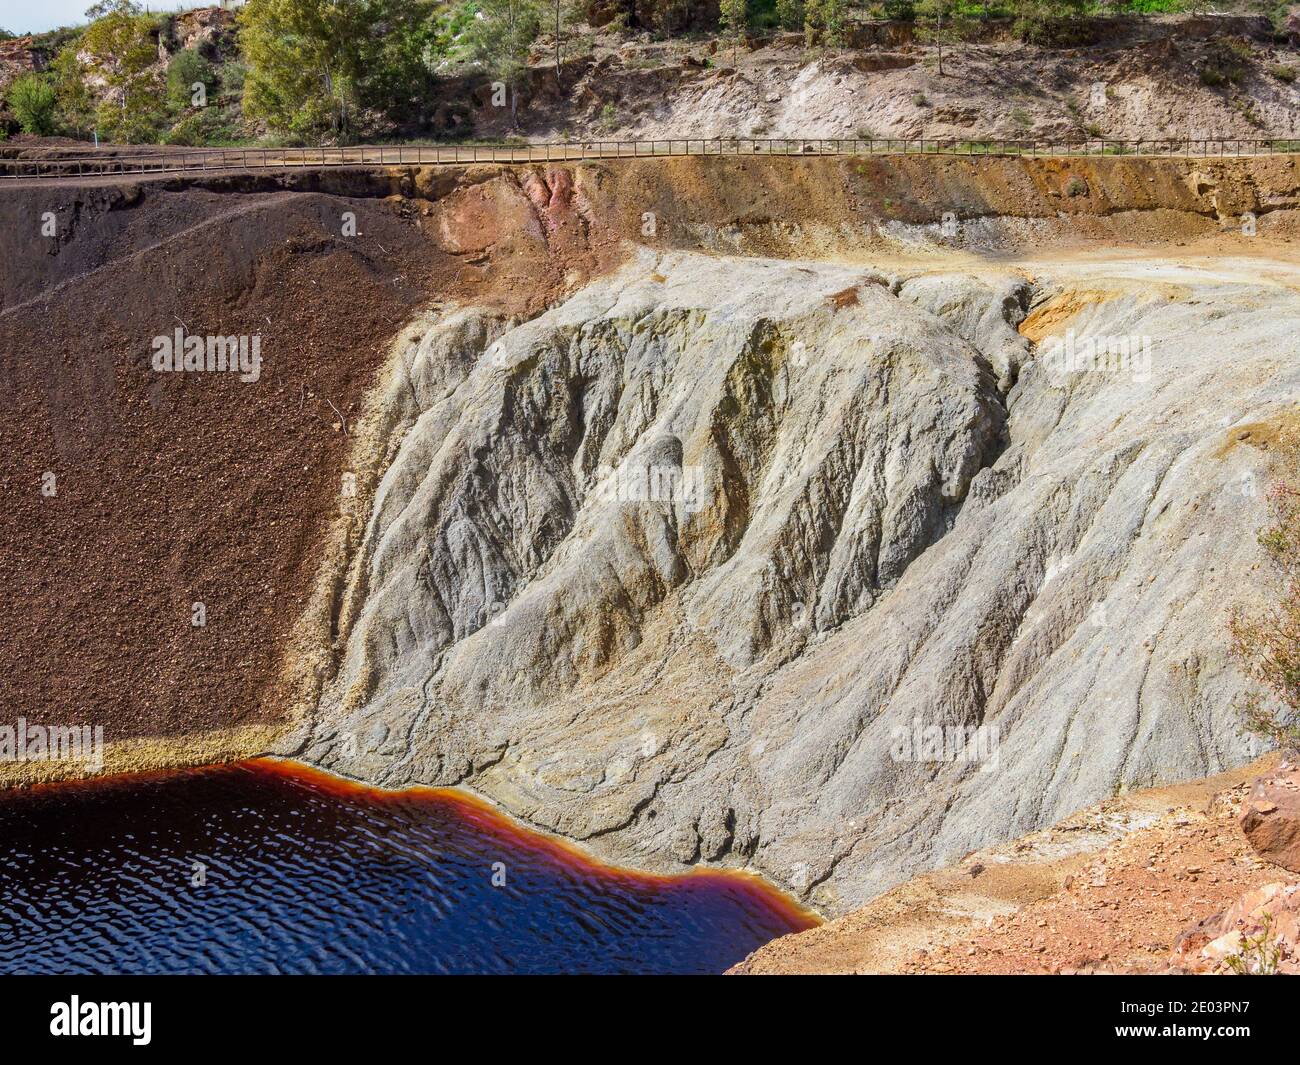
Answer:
(7, 75, 58, 135)
(915, 0, 971, 77)
(1231, 427, 1300, 755)
(240, 0, 371, 141)
(775, 0, 804, 31)
(75, 0, 167, 142)
(1011, 0, 1088, 44)
(554, 0, 563, 78)
(804, 0, 847, 48)
(359, 0, 440, 129)
(719, 0, 747, 66)
(240, 0, 435, 142)
(652, 0, 692, 40)
(465, 0, 542, 127)
(50, 46, 95, 137)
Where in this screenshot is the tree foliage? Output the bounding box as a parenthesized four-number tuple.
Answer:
(240, 0, 436, 142)
(73, 0, 167, 142)
(775, 0, 804, 31)
(915, 0, 973, 75)
(464, 0, 542, 124)
(804, 0, 847, 47)
(1011, 0, 1090, 42)
(49, 46, 95, 137)
(7, 74, 58, 135)
(165, 48, 216, 113)
(720, 0, 748, 63)
(465, 0, 543, 84)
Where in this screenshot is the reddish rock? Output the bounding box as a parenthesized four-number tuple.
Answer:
(1240, 766, 1300, 873)
(1168, 881, 1300, 974)
(0, 37, 42, 96)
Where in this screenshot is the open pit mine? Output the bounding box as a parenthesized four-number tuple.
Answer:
(3, 150, 1299, 981)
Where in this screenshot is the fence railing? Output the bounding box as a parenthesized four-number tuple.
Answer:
(4, 137, 1299, 180)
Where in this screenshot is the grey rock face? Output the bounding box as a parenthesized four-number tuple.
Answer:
(296, 249, 1299, 914)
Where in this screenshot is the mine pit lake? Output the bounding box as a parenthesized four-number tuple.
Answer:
(0, 759, 815, 975)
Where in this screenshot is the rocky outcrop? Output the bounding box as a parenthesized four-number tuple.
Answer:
(291, 244, 1300, 914)
(733, 758, 1292, 974)
(1171, 881, 1300, 974)
(0, 37, 41, 96)
(1241, 764, 1300, 873)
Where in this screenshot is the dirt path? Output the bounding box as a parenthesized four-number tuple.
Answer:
(4, 138, 1296, 187)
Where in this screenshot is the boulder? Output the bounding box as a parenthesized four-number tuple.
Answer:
(1240, 764, 1300, 873)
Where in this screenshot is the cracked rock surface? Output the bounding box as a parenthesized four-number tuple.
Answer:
(296, 248, 1299, 915)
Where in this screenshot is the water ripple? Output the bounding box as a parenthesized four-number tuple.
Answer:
(0, 760, 815, 975)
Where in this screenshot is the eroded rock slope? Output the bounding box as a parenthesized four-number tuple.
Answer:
(289, 245, 1299, 914)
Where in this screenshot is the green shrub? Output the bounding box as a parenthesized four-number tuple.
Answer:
(1200, 38, 1250, 88)
(220, 61, 248, 98)
(162, 106, 243, 146)
(166, 47, 217, 112)
(7, 74, 58, 135)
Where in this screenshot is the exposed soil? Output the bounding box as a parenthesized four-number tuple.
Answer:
(0, 165, 626, 782)
(731, 756, 1298, 974)
(497, 15, 1300, 143)
(0, 187, 432, 748)
(0, 151, 1295, 787)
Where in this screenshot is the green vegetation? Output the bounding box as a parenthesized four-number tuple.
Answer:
(804, 0, 849, 45)
(75, 0, 167, 143)
(1225, 914, 1283, 975)
(240, 0, 438, 141)
(1012, 0, 1089, 42)
(464, 0, 542, 125)
(721, 0, 749, 63)
(775, 0, 806, 29)
(0, 0, 1287, 146)
(915, 0, 974, 75)
(1199, 36, 1253, 88)
(166, 48, 217, 113)
(7, 74, 57, 135)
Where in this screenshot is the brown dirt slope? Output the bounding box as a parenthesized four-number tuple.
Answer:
(731, 756, 1295, 974)
(0, 165, 626, 783)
